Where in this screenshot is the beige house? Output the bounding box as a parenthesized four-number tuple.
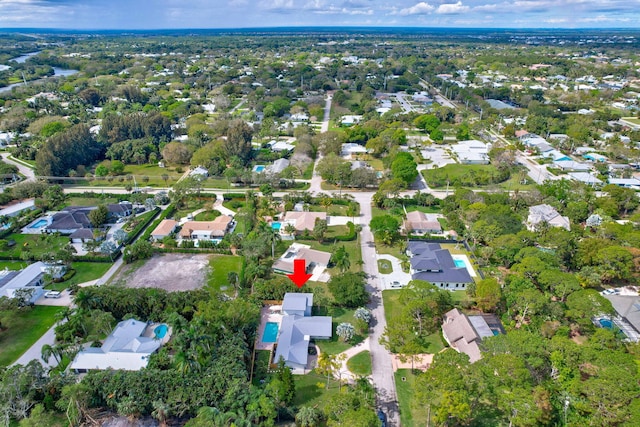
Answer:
(273, 243, 332, 275)
(282, 211, 327, 233)
(179, 216, 233, 239)
(151, 219, 178, 241)
(442, 308, 503, 363)
(403, 211, 442, 234)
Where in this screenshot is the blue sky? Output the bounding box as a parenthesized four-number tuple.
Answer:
(0, 0, 639, 29)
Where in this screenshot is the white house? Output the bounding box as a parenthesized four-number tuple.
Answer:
(341, 115, 363, 126)
(70, 319, 171, 372)
(189, 166, 209, 178)
(0, 262, 64, 304)
(268, 140, 295, 152)
(341, 143, 368, 158)
(527, 204, 570, 231)
(452, 140, 490, 165)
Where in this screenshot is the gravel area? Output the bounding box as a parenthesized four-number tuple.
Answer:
(115, 253, 211, 292)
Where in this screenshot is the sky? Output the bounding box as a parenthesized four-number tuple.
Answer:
(0, 0, 639, 29)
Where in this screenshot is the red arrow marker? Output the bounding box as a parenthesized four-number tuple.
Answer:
(287, 259, 312, 288)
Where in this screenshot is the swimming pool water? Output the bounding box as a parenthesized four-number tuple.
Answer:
(454, 259, 466, 268)
(29, 219, 48, 229)
(262, 322, 279, 343)
(154, 324, 169, 339)
(271, 222, 281, 230)
(599, 319, 613, 329)
(254, 165, 265, 172)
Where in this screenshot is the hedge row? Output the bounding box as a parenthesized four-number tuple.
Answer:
(223, 193, 247, 200)
(334, 222, 357, 242)
(140, 204, 176, 241)
(155, 247, 233, 255)
(72, 254, 118, 263)
(124, 207, 161, 245)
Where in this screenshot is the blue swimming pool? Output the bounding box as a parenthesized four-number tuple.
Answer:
(271, 222, 281, 230)
(154, 324, 169, 339)
(254, 165, 265, 172)
(599, 319, 613, 329)
(454, 259, 466, 268)
(262, 322, 279, 343)
(29, 219, 48, 229)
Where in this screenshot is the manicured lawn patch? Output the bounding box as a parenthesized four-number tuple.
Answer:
(46, 262, 112, 291)
(66, 196, 118, 206)
(173, 198, 211, 220)
(207, 254, 243, 292)
(302, 162, 314, 179)
(378, 259, 393, 274)
(0, 260, 28, 270)
(422, 164, 507, 188)
(405, 205, 441, 214)
(194, 210, 221, 221)
(292, 369, 343, 408)
(0, 306, 63, 366)
(347, 350, 372, 376)
(314, 306, 364, 355)
(396, 369, 429, 427)
(0, 234, 69, 260)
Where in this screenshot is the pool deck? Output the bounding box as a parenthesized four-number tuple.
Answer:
(256, 306, 283, 351)
(142, 323, 172, 345)
(451, 254, 477, 277)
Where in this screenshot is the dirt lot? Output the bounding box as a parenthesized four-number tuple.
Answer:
(112, 253, 211, 292)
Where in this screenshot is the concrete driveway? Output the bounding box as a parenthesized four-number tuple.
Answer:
(377, 254, 412, 290)
(35, 289, 73, 306)
(327, 215, 360, 225)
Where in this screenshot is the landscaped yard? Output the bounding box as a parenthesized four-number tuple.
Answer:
(314, 306, 365, 355)
(0, 260, 29, 270)
(623, 117, 640, 125)
(378, 259, 393, 274)
(0, 234, 70, 260)
(347, 350, 372, 376)
(395, 369, 429, 427)
(405, 205, 441, 214)
(251, 350, 272, 386)
(194, 210, 222, 221)
(306, 237, 362, 273)
(0, 306, 64, 366)
(46, 262, 112, 291)
(207, 254, 244, 292)
(66, 196, 119, 206)
(292, 369, 343, 409)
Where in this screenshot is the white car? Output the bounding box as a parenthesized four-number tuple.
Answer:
(44, 290, 62, 299)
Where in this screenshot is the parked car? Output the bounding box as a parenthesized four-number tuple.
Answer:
(44, 290, 61, 299)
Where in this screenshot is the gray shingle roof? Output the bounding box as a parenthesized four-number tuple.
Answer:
(274, 315, 332, 366)
(408, 241, 473, 284)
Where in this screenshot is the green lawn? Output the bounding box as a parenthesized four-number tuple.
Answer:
(174, 198, 211, 220)
(305, 238, 362, 274)
(46, 262, 112, 291)
(623, 117, 640, 125)
(0, 260, 29, 270)
(314, 306, 365, 354)
(378, 259, 393, 274)
(0, 234, 70, 260)
(347, 350, 372, 376)
(405, 205, 441, 214)
(0, 306, 64, 366)
(207, 254, 243, 293)
(66, 196, 119, 206)
(396, 369, 429, 427)
(292, 369, 344, 409)
(194, 210, 222, 221)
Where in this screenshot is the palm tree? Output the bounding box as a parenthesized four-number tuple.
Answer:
(227, 272, 240, 298)
(284, 223, 297, 238)
(332, 245, 351, 272)
(41, 343, 61, 364)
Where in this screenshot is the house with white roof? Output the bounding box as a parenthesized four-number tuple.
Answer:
(341, 143, 368, 158)
(527, 204, 570, 231)
(268, 158, 290, 174)
(273, 293, 332, 370)
(553, 160, 591, 172)
(567, 172, 603, 186)
(0, 262, 57, 304)
(70, 319, 171, 372)
(451, 140, 490, 165)
(341, 115, 363, 126)
(608, 178, 640, 188)
(268, 140, 295, 152)
(189, 166, 209, 178)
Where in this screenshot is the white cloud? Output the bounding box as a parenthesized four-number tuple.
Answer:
(398, 2, 435, 15)
(544, 17, 567, 23)
(436, 2, 469, 14)
(260, 0, 294, 10)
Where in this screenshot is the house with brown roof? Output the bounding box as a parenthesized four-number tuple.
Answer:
(282, 211, 327, 233)
(151, 219, 178, 241)
(403, 211, 442, 235)
(179, 216, 233, 240)
(441, 308, 503, 363)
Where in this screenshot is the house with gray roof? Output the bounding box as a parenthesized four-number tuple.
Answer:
(46, 206, 94, 234)
(407, 241, 473, 290)
(268, 158, 290, 174)
(274, 293, 332, 370)
(70, 319, 171, 372)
